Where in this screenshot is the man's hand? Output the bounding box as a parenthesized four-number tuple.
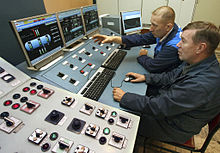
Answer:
(113, 88, 126, 102)
(126, 72, 146, 83)
(139, 49, 148, 56)
(92, 34, 123, 44)
(92, 34, 113, 44)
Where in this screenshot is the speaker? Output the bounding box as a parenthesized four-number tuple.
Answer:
(101, 15, 121, 34)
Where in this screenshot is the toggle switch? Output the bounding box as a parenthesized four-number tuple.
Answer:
(4, 117, 15, 127)
(51, 137, 73, 153)
(26, 101, 36, 108)
(42, 88, 50, 94)
(59, 140, 69, 150)
(80, 103, 95, 115)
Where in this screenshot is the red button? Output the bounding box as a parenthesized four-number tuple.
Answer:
(30, 89, 37, 95)
(100, 51, 104, 54)
(88, 63, 92, 66)
(4, 100, 12, 106)
(80, 70, 84, 74)
(23, 87, 30, 92)
(12, 103, 20, 109)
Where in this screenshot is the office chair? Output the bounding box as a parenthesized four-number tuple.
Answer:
(148, 113, 220, 153)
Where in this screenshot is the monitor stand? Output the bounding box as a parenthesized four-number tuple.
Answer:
(63, 41, 85, 52)
(39, 55, 64, 71)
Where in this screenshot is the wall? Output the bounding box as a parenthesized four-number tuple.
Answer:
(192, 0, 220, 26)
(0, 0, 46, 66)
(43, 0, 93, 13)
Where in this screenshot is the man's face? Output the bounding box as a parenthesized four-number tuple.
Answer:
(177, 29, 198, 64)
(150, 14, 169, 38)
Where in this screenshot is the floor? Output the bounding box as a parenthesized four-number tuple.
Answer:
(134, 125, 220, 153)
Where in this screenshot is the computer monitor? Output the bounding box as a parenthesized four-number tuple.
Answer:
(82, 5, 99, 35)
(10, 13, 64, 70)
(120, 10, 142, 34)
(57, 8, 85, 48)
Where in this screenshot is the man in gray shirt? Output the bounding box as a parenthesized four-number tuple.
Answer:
(113, 21, 220, 143)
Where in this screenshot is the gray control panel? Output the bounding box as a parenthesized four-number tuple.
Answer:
(0, 57, 140, 153)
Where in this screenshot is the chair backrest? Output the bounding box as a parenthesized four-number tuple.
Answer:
(200, 113, 220, 152)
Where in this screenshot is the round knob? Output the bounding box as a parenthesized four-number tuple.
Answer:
(72, 119, 81, 130)
(0, 112, 9, 119)
(99, 136, 107, 145)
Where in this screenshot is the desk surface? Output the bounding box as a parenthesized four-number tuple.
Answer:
(98, 46, 154, 111)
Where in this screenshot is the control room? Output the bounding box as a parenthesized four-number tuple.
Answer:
(0, 0, 219, 153)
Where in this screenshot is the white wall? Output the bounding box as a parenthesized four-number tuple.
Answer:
(193, 0, 220, 26)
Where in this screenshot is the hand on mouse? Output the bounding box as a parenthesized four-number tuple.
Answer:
(126, 72, 146, 83)
(139, 49, 148, 56)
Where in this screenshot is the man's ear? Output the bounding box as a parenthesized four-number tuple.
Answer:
(166, 23, 173, 31)
(196, 42, 207, 54)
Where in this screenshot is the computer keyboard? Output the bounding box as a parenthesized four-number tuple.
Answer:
(79, 67, 115, 101)
(102, 49, 127, 70)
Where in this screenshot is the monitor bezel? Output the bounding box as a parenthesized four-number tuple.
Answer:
(81, 4, 100, 36)
(57, 7, 85, 48)
(10, 13, 65, 70)
(120, 10, 143, 34)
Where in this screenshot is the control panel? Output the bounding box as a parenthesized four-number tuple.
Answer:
(37, 28, 120, 94)
(0, 57, 140, 153)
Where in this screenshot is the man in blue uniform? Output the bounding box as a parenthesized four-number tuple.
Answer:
(113, 21, 220, 143)
(93, 6, 182, 73)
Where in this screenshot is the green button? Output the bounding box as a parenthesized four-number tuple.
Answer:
(103, 127, 110, 135)
(111, 111, 117, 117)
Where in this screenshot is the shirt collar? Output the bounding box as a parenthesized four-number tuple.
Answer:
(159, 27, 173, 43)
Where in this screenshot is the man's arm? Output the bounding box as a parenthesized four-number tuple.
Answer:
(122, 32, 156, 48)
(137, 46, 182, 73)
(120, 77, 208, 119)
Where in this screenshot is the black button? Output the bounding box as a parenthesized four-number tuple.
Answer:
(13, 93, 21, 99)
(20, 97, 28, 103)
(37, 85, 44, 89)
(41, 143, 51, 152)
(99, 136, 107, 145)
(0, 112, 9, 118)
(108, 118, 114, 125)
(30, 82, 37, 87)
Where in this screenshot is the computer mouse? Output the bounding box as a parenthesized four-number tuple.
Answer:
(124, 75, 136, 82)
(143, 45, 151, 48)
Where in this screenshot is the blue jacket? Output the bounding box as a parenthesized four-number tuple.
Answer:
(120, 54, 220, 143)
(122, 23, 182, 73)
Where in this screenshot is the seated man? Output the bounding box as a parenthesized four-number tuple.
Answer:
(113, 21, 220, 143)
(93, 6, 182, 73)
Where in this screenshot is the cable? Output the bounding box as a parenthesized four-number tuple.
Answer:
(110, 72, 125, 88)
(87, 68, 98, 81)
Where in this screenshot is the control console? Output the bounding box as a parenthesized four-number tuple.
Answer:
(0, 57, 140, 153)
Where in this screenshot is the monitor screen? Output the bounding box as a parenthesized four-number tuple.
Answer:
(121, 10, 142, 34)
(82, 5, 99, 35)
(58, 8, 85, 47)
(11, 14, 64, 67)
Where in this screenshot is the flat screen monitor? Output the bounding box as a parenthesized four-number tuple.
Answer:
(57, 8, 85, 47)
(82, 5, 99, 35)
(121, 10, 142, 34)
(11, 14, 64, 69)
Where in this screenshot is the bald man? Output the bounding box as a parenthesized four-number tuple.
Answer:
(93, 6, 182, 73)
